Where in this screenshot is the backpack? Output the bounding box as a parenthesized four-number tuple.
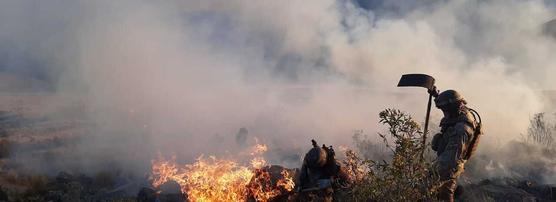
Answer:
(463, 108, 483, 160)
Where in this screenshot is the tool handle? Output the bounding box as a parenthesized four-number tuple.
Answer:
(421, 93, 433, 161)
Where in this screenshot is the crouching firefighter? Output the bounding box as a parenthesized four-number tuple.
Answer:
(431, 90, 483, 202)
(295, 140, 350, 202)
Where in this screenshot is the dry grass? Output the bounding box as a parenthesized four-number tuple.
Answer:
(526, 113, 555, 147)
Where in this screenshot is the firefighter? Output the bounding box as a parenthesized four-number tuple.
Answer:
(296, 140, 350, 202)
(431, 90, 481, 202)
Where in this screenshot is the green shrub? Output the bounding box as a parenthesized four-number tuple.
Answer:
(342, 108, 440, 201)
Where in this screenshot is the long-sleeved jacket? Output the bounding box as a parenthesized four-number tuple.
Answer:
(432, 107, 477, 178)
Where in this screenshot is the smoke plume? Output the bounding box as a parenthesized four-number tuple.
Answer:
(1, 0, 555, 181)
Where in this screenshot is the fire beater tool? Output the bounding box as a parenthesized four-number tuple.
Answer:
(397, 74, 439, 160)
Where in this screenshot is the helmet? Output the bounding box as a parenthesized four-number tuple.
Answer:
(434, 90, 466, 108)
(304, 147, 328, 168)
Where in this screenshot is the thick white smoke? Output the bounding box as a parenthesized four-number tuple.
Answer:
(1, 0, 555, 179)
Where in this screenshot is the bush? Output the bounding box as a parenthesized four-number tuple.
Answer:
(342, 109, 440, 201)
(526, 113, 554, 147)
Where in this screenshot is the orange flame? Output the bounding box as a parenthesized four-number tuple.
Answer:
(276, 170, 295, 192)
(150, 144, 294, 202)
(247, 168, 295, 201)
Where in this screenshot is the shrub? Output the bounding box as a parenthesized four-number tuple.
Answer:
(342, 108, 440, 201)
(526, 113, 554, 147)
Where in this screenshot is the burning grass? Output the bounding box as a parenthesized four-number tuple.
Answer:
(150, 144, 295, 202)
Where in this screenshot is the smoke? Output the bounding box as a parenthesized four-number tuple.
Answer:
(1, 0, 555, 180)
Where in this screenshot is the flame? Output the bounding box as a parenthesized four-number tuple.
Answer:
(247, 168, 295, 201)
(250, 144, 268, 169)
(150, 144, 294, 202)
(251, 144, 268, 155)
(250, 157, 267, 169)
(277, 170, 295, 191)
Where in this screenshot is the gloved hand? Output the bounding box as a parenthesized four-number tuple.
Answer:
(428, 86, 439, 97)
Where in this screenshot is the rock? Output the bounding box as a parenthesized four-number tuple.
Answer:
(158, 181, 187, 202)
(159, 181, 181, 194)
(137, 187, 158, 202)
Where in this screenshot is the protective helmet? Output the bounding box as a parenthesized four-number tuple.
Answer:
(304, 147, 328, 168)
(434, 90, 466, 108)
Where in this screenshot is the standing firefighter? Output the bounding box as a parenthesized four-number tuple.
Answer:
(431, 90, 482, 202)
(295, 140, 350, 202)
